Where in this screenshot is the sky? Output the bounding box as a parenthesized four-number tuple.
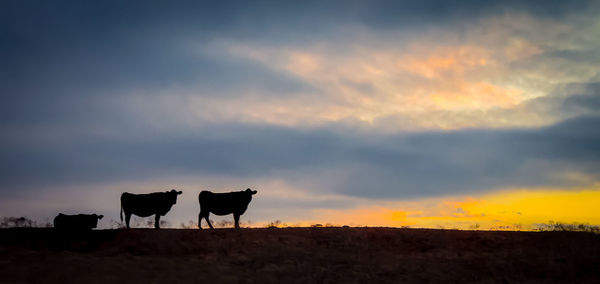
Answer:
(1, 0, 600, 229)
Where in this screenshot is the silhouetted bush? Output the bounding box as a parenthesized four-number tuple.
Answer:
(469, 223, 481, 230)
(180, 220, 197, 229)
(535, 221, 600, 233)
(125, 216, 172, 228)
(215, 219, 234, 228)
(266, 220, 287, 228)
(0, 216, 50, 228)
(1, 216, 33, 228)
(109, 219, 125, 229)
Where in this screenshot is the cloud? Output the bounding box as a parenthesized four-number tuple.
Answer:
(2, 1, 600, 132)
(207, 9, 600, 130)
(2, 113, 599, 201)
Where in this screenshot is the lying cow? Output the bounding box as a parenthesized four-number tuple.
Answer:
(120, 189, 182, 229)
(54, 213, 103, 231)
(198, 188, 257, 229)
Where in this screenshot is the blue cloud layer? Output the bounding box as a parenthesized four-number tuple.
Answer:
(2, 111, 599, 198)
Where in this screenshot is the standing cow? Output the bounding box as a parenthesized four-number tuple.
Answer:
(198, 188, 257, 229)
(120, 189, 182, 229)
(54, 213, 103, 231)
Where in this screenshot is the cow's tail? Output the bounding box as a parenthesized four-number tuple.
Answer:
(120, 204, 123, 223)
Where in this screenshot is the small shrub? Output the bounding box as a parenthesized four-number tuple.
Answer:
(266, 220, 287, 228)
(216, 219, 233, 228)
(535, 221, 600, 233)
(180, 220, 197, 229)
(126, 216, 171, 228)
(469, 223, 481, 230)
(110, 219, 126, 229)
(0, 216, 35, 228)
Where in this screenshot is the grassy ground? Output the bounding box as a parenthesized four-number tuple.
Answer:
(1, 227, 599, 283)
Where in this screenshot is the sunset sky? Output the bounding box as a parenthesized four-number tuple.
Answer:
(1, 1, 600, 229)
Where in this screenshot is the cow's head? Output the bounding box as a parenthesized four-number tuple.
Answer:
(245, 188, 258, 195)
(167, 189, 183, 204)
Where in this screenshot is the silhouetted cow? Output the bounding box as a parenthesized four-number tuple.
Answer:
(53, 213, 103, 231)
(198, 188, 257, 229)
(120, 189, 182, 229)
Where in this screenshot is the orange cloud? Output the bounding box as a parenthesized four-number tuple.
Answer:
(429, 81, 523, 112)
(208, 37, 541, 130)
(397, 45, 490, 78)
(132, 12, 600, 133)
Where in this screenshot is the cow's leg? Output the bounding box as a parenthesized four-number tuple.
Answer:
(234, 213, 240, 229)
(125, 213, 131, 229)
(154, 214, 160, 229)
(199, 210, 212, 229)
(204, 214, 214, 229)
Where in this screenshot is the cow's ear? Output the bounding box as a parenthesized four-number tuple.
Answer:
(252, 190, 258, 195)
(97, 215, 104, 220)
(177, 191, 182, 195)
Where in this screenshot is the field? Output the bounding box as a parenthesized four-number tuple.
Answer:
(1, 227, 599, 283)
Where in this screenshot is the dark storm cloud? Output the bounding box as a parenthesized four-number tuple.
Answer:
(562, 83, 600, 112)
(1, 0, 592, 59)
(339, 115, 600, 198)
(0, 50, 313, 126)
(2, 114, 599, 199)
(345, 0, 593, 30)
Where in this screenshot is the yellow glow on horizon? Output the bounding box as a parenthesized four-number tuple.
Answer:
(286, 187, 600, 230)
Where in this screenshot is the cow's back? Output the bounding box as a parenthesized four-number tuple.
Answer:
(54, 214, 98, 230)
(121, 192, 175, 217)
(199, 191, 251, 215)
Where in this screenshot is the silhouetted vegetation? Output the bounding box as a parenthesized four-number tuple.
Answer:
(265, 220, 287, 228)
(1, 216, 34, 228)
(179, 220, 197, 229)
(0, 216, 51, 228)
(126, 216, 171, 228)
(215, 219, 234, 228)
(488, 224, 524, 231)
(179, 219, 251, 229)
(469, 223, 481, 230)
(536, 221, 600, 233)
